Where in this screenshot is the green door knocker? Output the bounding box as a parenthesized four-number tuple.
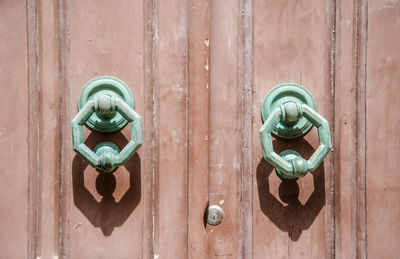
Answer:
(71, 76, 142, 172)
(259, 83, 332, 179)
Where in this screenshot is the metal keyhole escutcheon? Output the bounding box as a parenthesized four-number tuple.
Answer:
(71, 76, 142, 172)
(207, 205, 224, 226)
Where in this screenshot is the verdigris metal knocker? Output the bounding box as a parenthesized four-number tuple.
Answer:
(259, 83, 332, 179)
(71, 76, 142, 172)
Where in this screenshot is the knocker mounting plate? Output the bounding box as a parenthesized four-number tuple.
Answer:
(78, 76, 134, 132)
(261, 83, 317, 139)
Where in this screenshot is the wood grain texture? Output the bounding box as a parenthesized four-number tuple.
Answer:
(0, 1, 29, 258)
(252, 0, 335, 258)
(366, 1, 400, 258)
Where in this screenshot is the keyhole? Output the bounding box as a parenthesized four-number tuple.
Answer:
(205, 205, 224, 226)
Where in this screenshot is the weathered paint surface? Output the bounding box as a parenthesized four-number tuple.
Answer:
(0, 1, 29, 258)
(0, 0, 399, 258)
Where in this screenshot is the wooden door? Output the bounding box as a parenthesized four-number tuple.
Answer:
(1, 0, 399, 258)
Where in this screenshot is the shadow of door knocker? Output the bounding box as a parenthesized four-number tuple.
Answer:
(72, 153, 141, 236)
(257, 154, 325, 241)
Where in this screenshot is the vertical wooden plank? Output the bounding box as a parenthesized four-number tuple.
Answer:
(238, 0, 254, 258)
(335, 0, 368, 258)
(252, 0, 335, 258)
(58, 0, 71, 257)
(39, 0, 62, 257)
(0, 1, 29, 258)
(366, 1, 400, 258)
(187, 0, 210, 258)
(142, 0, 156, 258)
(333, 0, 364, 258)
(325, 1, 336, 256)
(26, 0, 41, 257)
(61, 0, 145, 258)
(153, 0, 189, 257)
(207, 0, 241, 257)
(354, 2, 368, 258)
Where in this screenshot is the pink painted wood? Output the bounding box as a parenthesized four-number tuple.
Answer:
(0, 0, 399, 258)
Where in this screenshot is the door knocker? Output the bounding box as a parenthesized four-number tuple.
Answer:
(259, 83, 332, 179)
(71, 76, 142, 172)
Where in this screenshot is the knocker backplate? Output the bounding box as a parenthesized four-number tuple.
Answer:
(78, 76, 134, 132)
(261, 83, 317, 139)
